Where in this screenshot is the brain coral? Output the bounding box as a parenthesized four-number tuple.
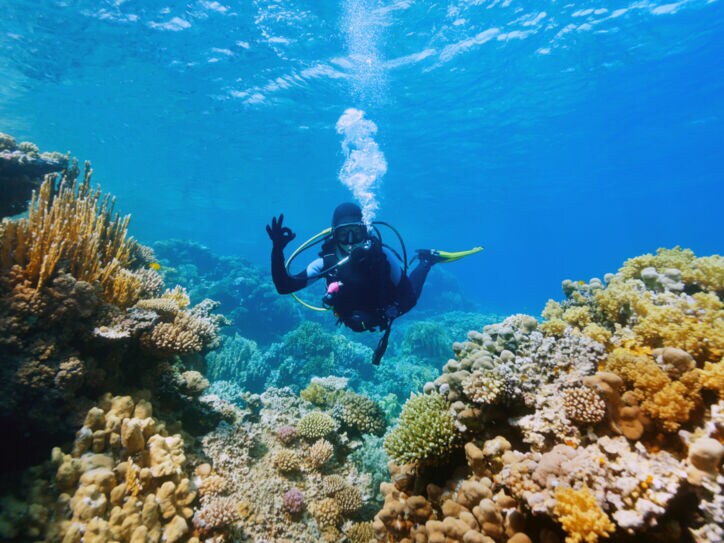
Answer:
(384, 393, 459, 466)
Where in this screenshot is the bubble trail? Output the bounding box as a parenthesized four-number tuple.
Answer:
(335, 107, 387, 224)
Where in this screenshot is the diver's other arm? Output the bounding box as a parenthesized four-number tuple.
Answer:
(266, 214, 307, 294)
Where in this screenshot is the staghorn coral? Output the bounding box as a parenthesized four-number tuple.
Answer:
(553, 485, 616, 543)
(384, 392, 459, 466)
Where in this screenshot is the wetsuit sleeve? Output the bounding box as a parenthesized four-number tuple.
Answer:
(383, 248, 403, 286)
(271, 246, 308, 294)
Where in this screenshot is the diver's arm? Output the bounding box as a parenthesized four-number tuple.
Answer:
(267, 213, 307, 294)
(271, 246, 308, 294)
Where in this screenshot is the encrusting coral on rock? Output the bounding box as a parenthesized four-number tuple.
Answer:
(0, 394, 240, 542)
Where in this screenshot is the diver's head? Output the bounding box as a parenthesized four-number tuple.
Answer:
(331, 202, 368, 254)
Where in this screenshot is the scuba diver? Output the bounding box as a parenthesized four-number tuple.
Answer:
(266, 202, 482, 365)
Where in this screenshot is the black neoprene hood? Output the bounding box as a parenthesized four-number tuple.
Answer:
(331, 202, 363, 229)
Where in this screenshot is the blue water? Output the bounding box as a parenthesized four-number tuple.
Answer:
(1, 0, 722, 315)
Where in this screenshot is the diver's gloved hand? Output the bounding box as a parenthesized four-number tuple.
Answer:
(266, 214, 296, 250)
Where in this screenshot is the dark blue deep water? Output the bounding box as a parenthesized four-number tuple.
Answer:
(1, 0, 722, 315)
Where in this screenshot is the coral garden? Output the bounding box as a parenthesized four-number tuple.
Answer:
(0, 141, 721, 542)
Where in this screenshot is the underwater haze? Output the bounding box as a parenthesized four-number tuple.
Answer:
(1, 0, 723, 314)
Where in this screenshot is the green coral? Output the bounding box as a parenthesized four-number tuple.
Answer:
(300, 382, 344, 408)
(401, 320, 452, 361)
(346, 522, 375, 543)
(338, 392, 387, 436)
(297, 411, 337, 440)
(384, 393, 460, 466)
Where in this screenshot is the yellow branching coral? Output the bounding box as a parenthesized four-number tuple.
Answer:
(701, 360, 724, 398)
(593, 279, 645, 325)
(0, 163, 133, 299)
(542, 299, 564, 320)
(603, 349, 703, 432)
(683, 254, 724, 292)
(642, 380, 700, 432)
(553, 485, 615, 543)
(620, 247, 724, 293)
(540, 318, 567, 336)
(581, 323, 612, 345)
(562, 306, 592, 329)
(619, 247, 696, 280)
(632, 292, 723, 363)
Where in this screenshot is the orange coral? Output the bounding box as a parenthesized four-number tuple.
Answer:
(553, 485, 615, 543)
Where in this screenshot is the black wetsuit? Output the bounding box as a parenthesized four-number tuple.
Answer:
(271, 237, 434, 332)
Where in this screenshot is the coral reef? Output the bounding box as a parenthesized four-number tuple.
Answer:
(153, 239, 303, 344)
(373, 248, 723, 543)
(0, 394, 237, 542)
(197, 387, 380, 541)
(0, 163, 225, 475)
